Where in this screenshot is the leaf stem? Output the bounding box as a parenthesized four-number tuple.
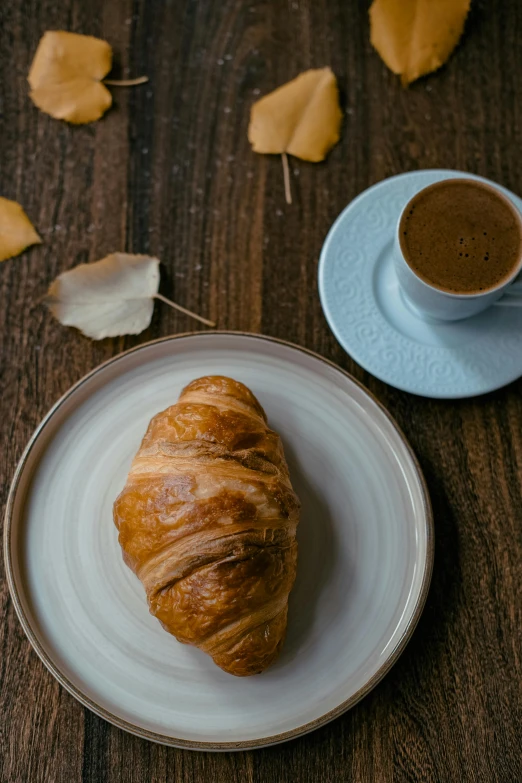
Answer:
(103, 76, 149, 87)
(154, 292, 216, 327)
(281, 152, 292, 205)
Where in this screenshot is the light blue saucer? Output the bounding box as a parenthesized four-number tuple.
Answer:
(318, 170, 522, 398)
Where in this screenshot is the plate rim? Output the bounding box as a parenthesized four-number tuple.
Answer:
(3, 331, 434, 751)
(318, 168, 522, 399)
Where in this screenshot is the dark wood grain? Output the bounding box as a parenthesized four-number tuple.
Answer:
(1, 1, 521, 781)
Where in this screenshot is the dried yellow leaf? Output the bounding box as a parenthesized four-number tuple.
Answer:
(0, 197, 41, 262)
(28, 31, 112, 123)
(248, 68, 342, 163)
(370, 0, 471, 85)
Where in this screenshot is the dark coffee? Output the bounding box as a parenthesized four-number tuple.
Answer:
(399, 179, 522, 294)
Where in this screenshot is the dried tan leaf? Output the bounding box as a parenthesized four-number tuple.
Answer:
(44, 253, 215, 340)
(0, 197, 41, 262)
(28, 31, 113, 123)
(45, 254, 159, 339)
(248, 68, 342, 163)
(369, 0, 471, 85)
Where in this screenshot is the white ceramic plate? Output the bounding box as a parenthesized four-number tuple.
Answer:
(319, 170, 522, 398)
(5, 333, 433, 750)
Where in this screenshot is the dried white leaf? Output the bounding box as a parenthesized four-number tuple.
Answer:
(44, 253, 160, 339)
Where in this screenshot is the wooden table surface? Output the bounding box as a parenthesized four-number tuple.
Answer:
(1, 1, 521, 781)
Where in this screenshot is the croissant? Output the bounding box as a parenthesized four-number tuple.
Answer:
(113, 375, 300, 676)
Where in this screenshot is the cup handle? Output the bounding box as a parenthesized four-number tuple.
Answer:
(494, 271, 522, 307)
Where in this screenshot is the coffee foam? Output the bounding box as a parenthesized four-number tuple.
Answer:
(400, 180, 522, 294)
